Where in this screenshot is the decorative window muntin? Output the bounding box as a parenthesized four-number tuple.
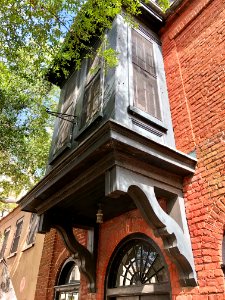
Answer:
(112, 239, 168, 288)
(26, 213, 39, 246)
(132, 28, 161, 121)
(0, 227, 10, 259)
(107, 235, 170, 291)
(55, 259, 80, 300)
(10, 218, 23, 254)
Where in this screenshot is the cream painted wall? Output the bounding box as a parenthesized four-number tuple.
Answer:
(0, 206, 45, 300)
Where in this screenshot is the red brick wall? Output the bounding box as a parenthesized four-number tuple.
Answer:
(161, 0, 225, 298)
(34, 228, 88, 300)
(96, 210, 179, 300)
(35, 211, 180, 300)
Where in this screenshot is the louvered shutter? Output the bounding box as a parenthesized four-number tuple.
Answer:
(132, 29, 161, 120)
(51, 70, 80, 159)
(80, 55, 101, 129)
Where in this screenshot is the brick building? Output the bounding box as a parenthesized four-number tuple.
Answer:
(19, 0, 225, 299)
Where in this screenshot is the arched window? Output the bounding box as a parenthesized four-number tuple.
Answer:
(55, 258, 80, 300)
(106, 234, 171, 299)
(222, 233, 225, 275)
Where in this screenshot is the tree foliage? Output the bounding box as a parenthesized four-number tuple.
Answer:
(0, 0, 170, 212)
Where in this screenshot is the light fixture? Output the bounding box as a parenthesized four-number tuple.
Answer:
(96, 204, 103, 224)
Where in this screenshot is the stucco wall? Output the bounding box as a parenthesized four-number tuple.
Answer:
(0, 207, 44, 300)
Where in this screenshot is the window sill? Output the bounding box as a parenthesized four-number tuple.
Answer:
(128, 105, 167, 133)
(22, 243, 35, 252)
(54, 283, 80, 292)
(7, 252, 17, 259)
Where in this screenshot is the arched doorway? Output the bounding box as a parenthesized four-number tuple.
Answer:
(105, 233, 171, 300)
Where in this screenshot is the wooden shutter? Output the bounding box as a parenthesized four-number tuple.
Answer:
(80, 72, 101, 128)
(0, 228, 10, 259)
(80, 54, 102, 129)
(86, 55, 101, 84)
(51, 70, 81, 159)
(132, 29, 161, 120)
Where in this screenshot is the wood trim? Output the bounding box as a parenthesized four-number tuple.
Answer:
(107, 283, 171, 296)
(19, 120, 197, 213)
(128, 105, 167, 133)
(54, 283, 80, 292)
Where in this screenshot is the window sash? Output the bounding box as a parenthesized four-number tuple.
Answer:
(26, 213, 39, 245)
(10, 218, 23, 254)
(80, 71, 101, 129)
(0, 228, 10, 259)
(51, 69, 82, 159)
(55, 261, 80, 300)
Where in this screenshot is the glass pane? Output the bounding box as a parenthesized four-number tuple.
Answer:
(56, 263, 80, 300)
(115, 241, 168, 287)
(59, 291, 79, 300)
(67, 265, 80, 283)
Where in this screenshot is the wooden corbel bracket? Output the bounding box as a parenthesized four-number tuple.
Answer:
(54, 222, 96, 293)
(106, 166, 198, 286)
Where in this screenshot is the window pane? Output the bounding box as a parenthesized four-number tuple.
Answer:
(67, 265, 80, 283)
(59, 292, 79, 300)
(55, 262, 80, 300)
(111, 240, 168, 288)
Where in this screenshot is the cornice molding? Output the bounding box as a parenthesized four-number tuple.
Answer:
(19, 120, 196, 214)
